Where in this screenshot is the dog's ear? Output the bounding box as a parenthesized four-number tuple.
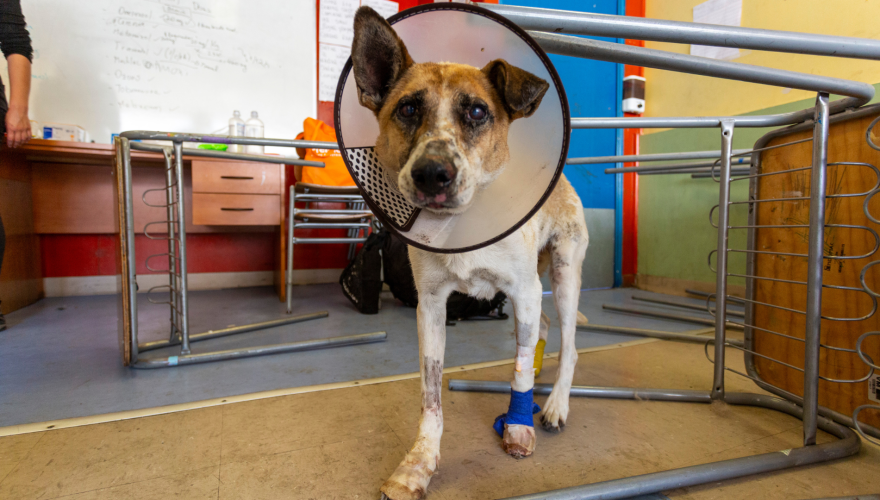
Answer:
(351, 7, 413, 113)
(481, 60, 549, 120)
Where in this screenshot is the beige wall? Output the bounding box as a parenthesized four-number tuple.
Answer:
(637, 0, 880, 289)
(643, 0, 880, 131)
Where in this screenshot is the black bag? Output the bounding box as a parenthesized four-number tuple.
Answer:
(379, 230, 508, 323)
(446, 291, 508, 323)
(339, 229, 386, 314)
(382, 229, 418, 307)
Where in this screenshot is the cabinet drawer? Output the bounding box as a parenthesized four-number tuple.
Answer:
(192, 161, 280, 194)
(192, 194, 281, 225)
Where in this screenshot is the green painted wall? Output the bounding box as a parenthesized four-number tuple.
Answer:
(638, 86, 880, 286)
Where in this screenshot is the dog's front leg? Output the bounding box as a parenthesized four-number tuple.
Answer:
(497, 276, 543, 458)
(381, 288, 449, 500)
(541, 238, 587, 431)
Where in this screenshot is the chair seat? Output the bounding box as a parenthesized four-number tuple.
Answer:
(295, 182, 362, 195)
(294, 212, 373, 224)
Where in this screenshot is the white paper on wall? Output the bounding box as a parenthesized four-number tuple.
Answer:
(318, 0, 399, 102)
(319, 43, 352, 101)
(691, 0, 742, 61)
(319, 0, 361, 47)
(361, 0, 400, 19)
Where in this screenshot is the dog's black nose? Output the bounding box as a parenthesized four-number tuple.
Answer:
(411, 158, 456, 196)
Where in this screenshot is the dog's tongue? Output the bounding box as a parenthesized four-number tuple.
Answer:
(433, 193, 447, 203)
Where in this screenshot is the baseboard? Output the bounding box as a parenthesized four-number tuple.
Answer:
(288, 268, 344, 286)
(43, 269, 344, 297)
(635, 274, 746, 299)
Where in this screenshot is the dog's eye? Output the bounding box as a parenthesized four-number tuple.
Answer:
(467, 105, 487, 121)
(398, 104, 417, 118)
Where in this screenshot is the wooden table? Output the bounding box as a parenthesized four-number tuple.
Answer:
(0, 140, 290, 314)
(752, 111, 880, 429)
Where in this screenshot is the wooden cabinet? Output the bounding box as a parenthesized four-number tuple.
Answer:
(0, 152, 42, 313)
(192, 193, 281, 225)
(4, 140, 291, 311)
(192, 161, 281, 195)
(191, 160, 282, 226)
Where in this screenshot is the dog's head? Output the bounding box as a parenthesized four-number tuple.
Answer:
(350, 7, 549, 214)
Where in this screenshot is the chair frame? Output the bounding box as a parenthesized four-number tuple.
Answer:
(285, 183, 374, 313)
(113, 134, 386, 369)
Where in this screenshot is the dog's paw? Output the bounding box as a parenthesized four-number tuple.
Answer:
(502, 424, 536, 459)
(380, 478, 426, 500)
(540, 394, 569, 432)
(379, 452, 437, 500)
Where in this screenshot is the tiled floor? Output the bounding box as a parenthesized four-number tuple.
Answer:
(1, 338, 877, 499)
(0, 285, 725, 427)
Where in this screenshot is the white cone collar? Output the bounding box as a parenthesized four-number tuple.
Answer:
(335, 3, 569, 253)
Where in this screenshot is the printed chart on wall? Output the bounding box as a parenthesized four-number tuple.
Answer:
(691, 0, 742, 60)
(0, 0, 317, 145)
(319, 0, 399, 102)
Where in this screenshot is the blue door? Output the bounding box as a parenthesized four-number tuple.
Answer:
(500, 0, 624, 288)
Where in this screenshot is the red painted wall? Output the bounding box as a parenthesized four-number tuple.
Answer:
(40, 231, 352, 278)
(621, 0, 645, 287)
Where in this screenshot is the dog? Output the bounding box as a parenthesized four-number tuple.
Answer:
(350, 7, 589, 499)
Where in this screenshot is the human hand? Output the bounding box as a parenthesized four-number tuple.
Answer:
(5, 105, 30, 148)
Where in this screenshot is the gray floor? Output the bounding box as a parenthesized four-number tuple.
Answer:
(0, 284, 723, 427)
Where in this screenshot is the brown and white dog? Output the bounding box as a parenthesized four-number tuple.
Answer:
(350, 7, 589, 500)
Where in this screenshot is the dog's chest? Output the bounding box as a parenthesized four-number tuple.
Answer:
(437, 249, 510, 300)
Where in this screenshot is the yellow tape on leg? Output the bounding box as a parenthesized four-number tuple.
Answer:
(533, 339, 546, 376)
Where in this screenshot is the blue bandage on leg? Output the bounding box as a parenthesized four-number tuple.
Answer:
(493, 389, 541, 437)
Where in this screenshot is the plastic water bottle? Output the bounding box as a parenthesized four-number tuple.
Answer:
(228, 110, 245, 153)
(245, 111, 264, 154)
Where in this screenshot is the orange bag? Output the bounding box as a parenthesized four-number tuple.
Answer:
(298, 117, 355, 187)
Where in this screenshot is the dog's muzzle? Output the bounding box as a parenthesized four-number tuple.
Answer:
(410, 140, 458, 201)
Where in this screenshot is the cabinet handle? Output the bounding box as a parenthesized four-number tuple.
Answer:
(221, 207, 254, 211)
(220, 176, 254, 180)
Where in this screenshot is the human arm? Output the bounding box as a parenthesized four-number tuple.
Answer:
(5, 53, 30, 147)
(1, 0, 34, 148)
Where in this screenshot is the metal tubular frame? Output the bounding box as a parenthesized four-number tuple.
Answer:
(533, 33, 872, 101)
(115, 133, 386, 369)
(449, 7, 880, 499)
(171, 142, 191, 355)
(743, 104, 880, 444)
(482, 4, 880, 61)
(631, 294, 745, 318)
(803, 93, 831, 444)
(450, 381, 859, 500)
(712, 120, 736, 400)
(576, 324, 744, 348)
(685, 288, 746, 305)
(690, 169, 751, 179)
(601, 303, 744, 330)
(605, 158, 751, 175)
(285, 185, 372, 314)
(568, 149, 751, 165)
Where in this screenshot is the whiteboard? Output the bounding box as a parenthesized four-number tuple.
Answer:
(2, 0, 317, 145)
